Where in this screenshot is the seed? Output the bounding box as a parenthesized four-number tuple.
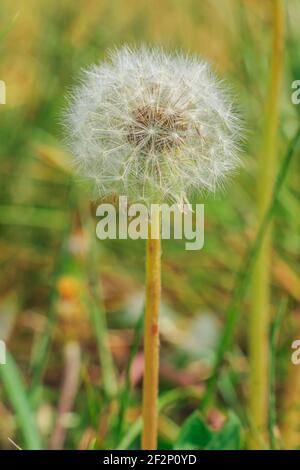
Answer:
(127, 105, 187, 153)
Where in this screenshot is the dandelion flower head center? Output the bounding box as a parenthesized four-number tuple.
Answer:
(127, 104, 188, 153)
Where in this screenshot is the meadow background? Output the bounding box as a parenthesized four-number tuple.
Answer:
(0, 0, 300, 450)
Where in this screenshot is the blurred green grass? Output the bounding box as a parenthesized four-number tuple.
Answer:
(0, 0, 300, 450)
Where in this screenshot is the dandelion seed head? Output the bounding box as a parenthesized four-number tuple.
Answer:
(63, 46, 242, 204)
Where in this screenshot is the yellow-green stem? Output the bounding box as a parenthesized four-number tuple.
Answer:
(142, 208, 161, 450)
(248, 0, 284, 449)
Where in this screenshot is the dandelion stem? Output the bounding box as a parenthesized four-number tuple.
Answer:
(248, 0, 284, 449)
(142, 208, 161, 450)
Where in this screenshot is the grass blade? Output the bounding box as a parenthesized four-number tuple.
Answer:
(268, 298, 287, 449)
(0, 351, 43, 450)
(85, 292, 118, 399)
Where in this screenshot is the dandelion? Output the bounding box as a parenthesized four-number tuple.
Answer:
(64, 46, 240, 206)
(63, 46, 241, 450)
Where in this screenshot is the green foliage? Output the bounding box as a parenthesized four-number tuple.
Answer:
(0, 352, 43, 450)
(175, 411, 241, 450)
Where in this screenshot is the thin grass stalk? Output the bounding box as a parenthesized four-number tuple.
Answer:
(0, 352, 43, 450)
(50, 341, 81, 450)
(142, 208, 161, 450)
(248, 0, 284, 448)
(85, 199, 118, 399)
(268, 299, 287, 449)
(115, 312, 144, 445)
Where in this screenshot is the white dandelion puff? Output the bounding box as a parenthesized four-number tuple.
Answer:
(63, 45, 242, 204)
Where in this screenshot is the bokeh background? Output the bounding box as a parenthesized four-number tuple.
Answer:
(0, 0, 299, 450)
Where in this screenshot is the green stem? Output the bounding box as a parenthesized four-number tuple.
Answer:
(248, 0, 284, 449)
